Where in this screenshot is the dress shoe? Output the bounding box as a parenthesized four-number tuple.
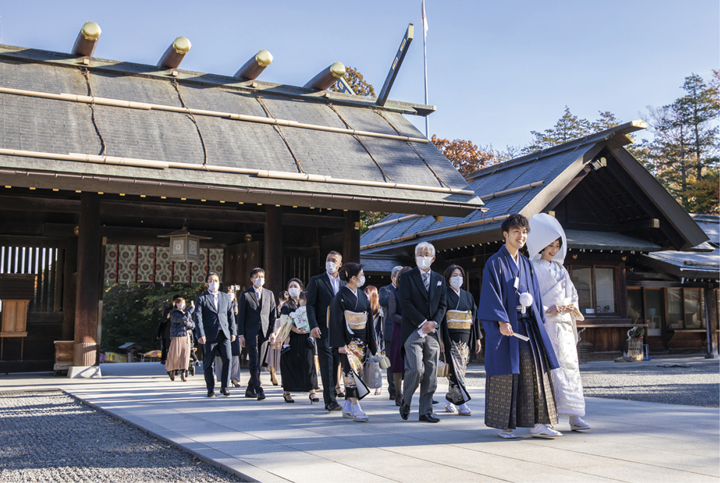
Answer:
(388, 394, 395, 401)
(207, 390, 216, 398)
(256, 390, 266, 401)
(231, 379, 241, 388)
(419, 413, 440, 423)
(399, 402, 410, 420)
(326, 402, 341, 412)
(336, 391, 345, 399)
(432, 399, 438, 405)
(221, 387, 230, 397)
(245, 389, 257, 398)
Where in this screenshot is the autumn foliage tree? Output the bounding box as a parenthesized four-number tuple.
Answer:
(431, 135, 497, 176)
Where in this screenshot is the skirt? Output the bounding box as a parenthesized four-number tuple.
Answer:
(387, 320, 404, 373)
(280, 331, 319, 392)
(484, 318, 558, 430)
(165, 334, 191, 372)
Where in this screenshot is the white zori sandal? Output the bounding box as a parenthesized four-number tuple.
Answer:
(351, 404, 369, 422)
(530, 424, 563, 439)
(457, 403, 471, 416)
(570, 416, 591, 431)
(445, 400, 457, 413)
(498, 430, 517, 439)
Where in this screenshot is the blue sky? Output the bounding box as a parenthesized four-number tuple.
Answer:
(1, 1, 717, 148)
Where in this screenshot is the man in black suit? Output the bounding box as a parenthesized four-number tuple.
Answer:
(399, 242, 447, 423)
(378, 266, 403, 400)
(237, 267, 277, 400)
(307, 250, 344, 412)
(195, 273, 236, 398)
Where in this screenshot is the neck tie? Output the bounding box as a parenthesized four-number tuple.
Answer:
(422, 271, 430, 291)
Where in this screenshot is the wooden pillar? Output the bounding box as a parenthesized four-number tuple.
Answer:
(264, 206, 283, 295)
(74, 193, 102, 366)
(61, 238, 77, 340)
(343, 211, 361, 264)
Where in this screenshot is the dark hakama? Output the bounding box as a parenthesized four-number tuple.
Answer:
(442, 288, 479, 405)
(479, 245, 560, 431)
(386, 288, 404, 373)
(279, 304, 318, 393)
(329, 287, 378, 400)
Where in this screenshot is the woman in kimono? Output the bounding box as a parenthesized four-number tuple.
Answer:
(166, 297, 195, 382)
(528, 213, 591, 431)
(387, 266, 412, 406)
(441, 265, 480, 416)
(279, 279, 319, 403)
(329, 263, 378, 422)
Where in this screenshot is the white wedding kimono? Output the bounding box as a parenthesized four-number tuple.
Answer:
(527, 213, 586, 417)
(533, 259, 586, 416)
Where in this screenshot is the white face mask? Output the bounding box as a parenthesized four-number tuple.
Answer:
(253, 277, 265, 288)
(326, 261, 338, 274)
(450, 276, 463, 289)
(356, 275, 365, 288)
(208, 282, 219, 292)
(178, 303, 186, 310)
(229, 293, 235, 301)
(416, 256, 433, 270)
(288, 287, 300, 298)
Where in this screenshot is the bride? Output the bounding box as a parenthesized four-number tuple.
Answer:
(527, 214, 591, 432)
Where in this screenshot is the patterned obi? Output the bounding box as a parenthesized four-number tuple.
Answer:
(446, 310, 472, 330)
(344, 310, 367, 331)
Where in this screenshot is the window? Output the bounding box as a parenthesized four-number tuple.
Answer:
(627, 289, 643, 324)
(596, 268, 616, 314)
(569, 265, 617, 316)
(645, 289, 664, 336)
(667, 287, 706, 330)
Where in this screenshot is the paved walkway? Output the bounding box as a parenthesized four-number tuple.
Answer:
(1, 363, 718, 483)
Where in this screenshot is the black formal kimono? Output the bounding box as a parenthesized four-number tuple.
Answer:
(329, 286, 378, 400)
(441, 287, 479, 405)
(279, 302, 319, 393)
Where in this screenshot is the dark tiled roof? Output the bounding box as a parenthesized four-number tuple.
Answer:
(360, 121, 708, 254)
(564, 230, 661, 252)
(0, 45, 481, 215)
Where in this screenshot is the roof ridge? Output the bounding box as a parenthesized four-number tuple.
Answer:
(466, 120, 647, 181)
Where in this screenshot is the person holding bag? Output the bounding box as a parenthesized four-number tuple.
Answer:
(329, 263, 377, 422)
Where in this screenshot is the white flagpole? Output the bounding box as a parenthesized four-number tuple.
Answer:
(422, 0, 429, 138)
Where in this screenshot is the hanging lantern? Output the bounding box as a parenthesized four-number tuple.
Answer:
(158, 223, 211, 263)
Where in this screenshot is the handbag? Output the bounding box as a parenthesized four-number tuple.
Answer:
(437, 353, 450, 378)
(377, 352, 390, 370)
(362, 355, 383, 389)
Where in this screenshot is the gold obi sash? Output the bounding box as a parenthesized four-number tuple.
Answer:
(446, 310, 472, 330)
(344, 310, 367, 332)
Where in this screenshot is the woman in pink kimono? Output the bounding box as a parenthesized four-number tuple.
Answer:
(528, 214, 591, 432)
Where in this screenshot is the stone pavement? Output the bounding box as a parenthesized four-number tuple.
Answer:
(1, 363, 718, 483)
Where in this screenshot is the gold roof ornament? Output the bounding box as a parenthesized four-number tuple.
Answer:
(235, 50, 273, 80)
(304, 62, 346, 90)
(72, 22, 101, 57)
(158, 37, 191, 69)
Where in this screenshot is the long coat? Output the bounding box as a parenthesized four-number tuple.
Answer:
(398, 267, 447, 348)
(478, 245, 559, 377)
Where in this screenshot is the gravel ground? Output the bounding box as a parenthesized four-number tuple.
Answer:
(465, 359, 720, 408)
(0, 390, 246, 483)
